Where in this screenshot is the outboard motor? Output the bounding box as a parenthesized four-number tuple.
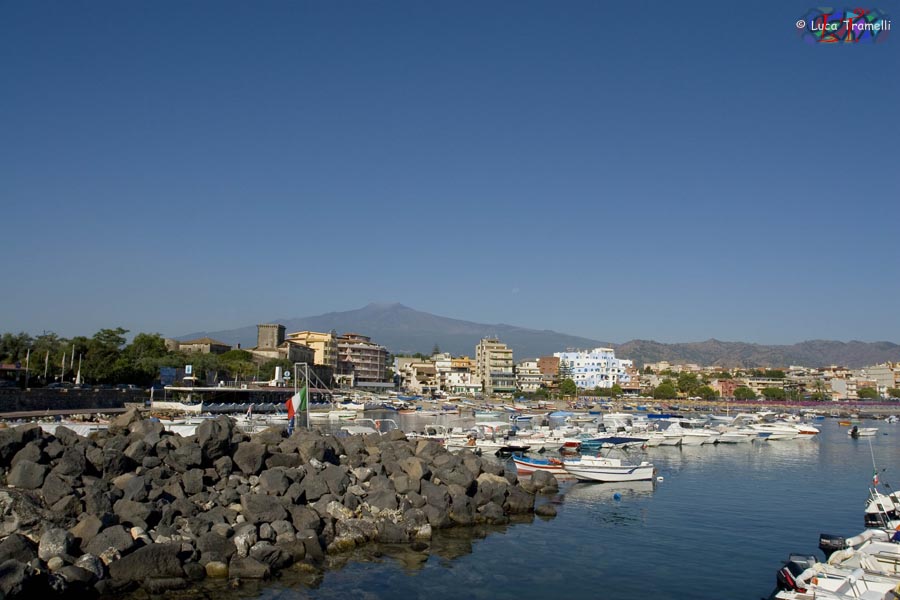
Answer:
(819, 533, 846, 559)
(775, 555, 817, 593)
(850, 425, 859, 438)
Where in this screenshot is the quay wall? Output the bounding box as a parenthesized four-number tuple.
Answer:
(0, 388, 142, 413)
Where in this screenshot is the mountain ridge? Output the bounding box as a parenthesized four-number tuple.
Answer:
(178, 303, 900, 368)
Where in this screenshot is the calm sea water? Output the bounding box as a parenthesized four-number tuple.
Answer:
(232, 416, 898, 600)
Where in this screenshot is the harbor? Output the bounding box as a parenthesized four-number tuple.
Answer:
(0, 400, 897, 599)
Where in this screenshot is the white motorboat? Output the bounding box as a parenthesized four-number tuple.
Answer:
(849, 426, 879, 438)
(750, 422, 800, 440)
(444, 421, 531, 454)
(643, 431, 666, 447)
(715, 428, 757, 443)
(773, 553, 900, 599)
(308, 409, 359, 422)
(658, 422, 684, 446)
(562, 455, 655, 483)
(820, 529, 900, 577)
(864, 488, 900, 530)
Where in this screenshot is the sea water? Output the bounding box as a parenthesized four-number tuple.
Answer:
(244, 417, 898, 600)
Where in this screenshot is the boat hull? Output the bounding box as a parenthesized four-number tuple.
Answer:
(512, 456, 567, 475)
(563, 456, 656, 483)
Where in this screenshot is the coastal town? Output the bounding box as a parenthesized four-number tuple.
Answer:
(3, 323, 900, 405)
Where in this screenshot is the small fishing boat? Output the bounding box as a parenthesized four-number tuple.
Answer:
(562, 455, 655, 483)
(511, 455, 567, 475)
(849, 426, 878, 438)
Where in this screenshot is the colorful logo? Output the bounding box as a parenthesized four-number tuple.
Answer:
(796, 7, 891, 43)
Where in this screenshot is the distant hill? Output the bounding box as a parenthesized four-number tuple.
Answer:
(179, 303, 900, 368)
(179, 303, 610, 360)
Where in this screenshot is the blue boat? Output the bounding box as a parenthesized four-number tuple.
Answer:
(579, 435, 649, 451)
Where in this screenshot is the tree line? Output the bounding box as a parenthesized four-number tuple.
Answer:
(0, 329, 292, 387)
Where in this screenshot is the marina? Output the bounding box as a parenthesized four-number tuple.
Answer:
(251, 414, 898, 600)
(6, 404, 895, 600)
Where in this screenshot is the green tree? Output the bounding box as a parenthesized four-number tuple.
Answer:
(432, 344, 441, 355)
(857, 387, 879, 400)
(713, 371, 732, 380)
(696, 385, 718, 401)
(534, 387, 550, 399)
(609, 383, 623, 397)
(0, 332, 33, 363)
(887, 388, 900, 398)
(559, 378, 577, 396)
(652, 381, 677, 399)
(809, 391, 830, 401)
(764, 369, 786, 379)
(733, 386, 757, 400)
(677, 373, 701, 396)
(84, 328, 128, 383)
(761, 387, 786, 400)
(642, 365, 653, 374)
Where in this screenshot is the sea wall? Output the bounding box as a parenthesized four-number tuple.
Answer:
(0, 411, 558, 597)
(0, 389, 141, 414)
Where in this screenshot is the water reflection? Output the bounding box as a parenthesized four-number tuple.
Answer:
(564, 480, 656, 502)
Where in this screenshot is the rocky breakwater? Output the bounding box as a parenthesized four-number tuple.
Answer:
(0, 410, 558, 597)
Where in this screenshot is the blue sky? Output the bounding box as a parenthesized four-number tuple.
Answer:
(2, 1, 898, 344)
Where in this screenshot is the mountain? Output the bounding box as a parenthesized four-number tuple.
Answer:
(179, 303, 900, 368)
(179, 303, 611, 359)
(615, 339, 900, 369)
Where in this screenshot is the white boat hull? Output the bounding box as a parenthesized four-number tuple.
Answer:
(563, 456, 655, 482)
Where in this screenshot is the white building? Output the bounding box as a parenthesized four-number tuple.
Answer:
(515, 360, 543, 393)
(553, 347, 633, 389)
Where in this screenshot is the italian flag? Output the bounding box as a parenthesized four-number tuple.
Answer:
(286, 386, 308, 420)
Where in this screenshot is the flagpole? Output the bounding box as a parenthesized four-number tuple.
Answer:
(61, 352, 66, 383)
(44, 351, 49, 381)
(292, 362, 298, 435)
(305, 363, 310, 430)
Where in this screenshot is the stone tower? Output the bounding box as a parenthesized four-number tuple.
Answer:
(257, 324, 285, 350)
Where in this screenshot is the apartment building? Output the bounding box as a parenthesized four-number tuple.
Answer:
(475, 338, 515, 396)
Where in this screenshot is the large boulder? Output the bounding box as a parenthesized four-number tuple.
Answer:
(83, 525, 135, 557)
(196, 417, 234, 463)
(40, 473, 75, 506)
(108, 408, 142, 436)
(52, 448, 87, 478)
(0, 559, 44, 597)
(0, 534, 37, 564)
(233, 442, 266, 476)
(38, 528, 75, 561)
(7, 460, 47, 489)
(503, 485, 535, 515)
(228, 556, 270, 579)
(107, 543, 185, 582)
(399, 456, 431, 482)
(240, 494, 288, 525)
(258, 469, 291, 496)
(320, 464, 349, 496)
(197, 532, 236, 565)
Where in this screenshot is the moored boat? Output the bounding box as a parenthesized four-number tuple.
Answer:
(512, 455, 568, 475)
(849, 426, 879, 438)
(562, 455, 655, 483)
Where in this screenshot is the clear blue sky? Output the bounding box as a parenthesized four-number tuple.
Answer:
(2, 1, 898, 344)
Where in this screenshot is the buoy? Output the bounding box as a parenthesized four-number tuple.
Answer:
(613, 492, 621, 501)
(657, 476, 664, 482)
